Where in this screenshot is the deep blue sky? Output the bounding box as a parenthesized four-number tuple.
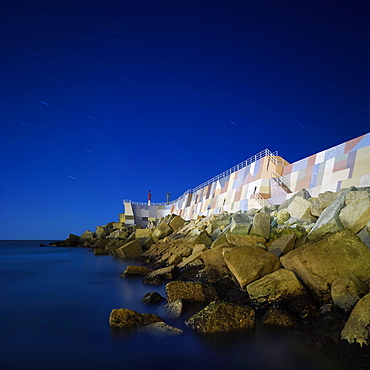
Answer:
(1, 0, 369, 239)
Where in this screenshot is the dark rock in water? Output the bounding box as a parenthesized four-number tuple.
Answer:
(186, 301, 255, 333)
(212, 278, 250, 305)
(288, 299, 318, 320)
(317, 304, 348, 331)
(142, 276, 163, 285)
(109, 308, 162, 328)
(39, 243, 47, 247)
(261, 306, 298, 327)
(141, 292, 165, 304)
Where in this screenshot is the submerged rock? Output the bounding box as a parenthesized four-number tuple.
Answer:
(141, 292, 165, 304)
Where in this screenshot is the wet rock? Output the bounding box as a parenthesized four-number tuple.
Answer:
(165, 299, 185, 318)
(261, 306, 298, 327)
(141, 292, 165, 304)
(93, 248, 109, 256)
(201, 247, 232, 283)
(246, 268, 306, 306)
(120, 265, 153, 277)
(281, 229, 370, 303)
(186, 301, 255, 333)
(288, 299, 318, 320)
(341, 293, 370, 347)
(222, 246, 282, 289)
(109, 308, 162, 328)
(166, 280, 218, 303)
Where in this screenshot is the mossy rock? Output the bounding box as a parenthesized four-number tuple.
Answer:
(109, 308, 162, 328)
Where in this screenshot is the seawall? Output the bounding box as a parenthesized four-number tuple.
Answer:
(122, 132, 370, 227)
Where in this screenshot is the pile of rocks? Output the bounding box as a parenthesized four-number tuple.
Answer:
(52, 187, 370, 356)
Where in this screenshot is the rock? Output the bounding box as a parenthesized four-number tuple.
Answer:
(186, 301, 255, 333)
(137, 237, 154, 251)
(358, 227, 370, 248)
(341, 293, 370, 347)
(107, 230, 128, 239)
(345, 190, 370, 205)
(331, 276, 369, 312)
(268, 234, 296, 257)
(201, 247, 232, 283)
(93, 248, 109, 256)
(167, 254, 183, 266)
(276, 210, 290, 224)
(109, 308, 162, 328)
(206, 213, 231, 234)
(141, 292, 165, 304)
(137, 321, 183, 336)
(184, 228, 212, 246)
(318, 191, 338, 210)
(135, 229, 152, 239)
(308, 187, 355, 241)
(80, 230, 94, 241)
(278, 189, 311, 211)
(281, 229, 370, 302)
(177, 244, 208, 268)
(261, 306, 298, 327)
(222, 246, 282, 289)
(339, 200, 370, 234)
(67, 234, 80, 246)
(169, 215, 186, 232)
(114, 240, 143, 259)
(165, 299, 185, 318)
(147, 266, 175, 281)
(249, 212, 271, 239)
(152, 222, 173, 241)
(229, 212, 253, 235)
(246, 268, 306, 306)
(120, 265, 153, 277)
(286, 196, 312, 220)
(166, 280, 218, 303)
(226, 234, 266, 247)
(95, 226, 108, 238)
(288, 299, 318, 320)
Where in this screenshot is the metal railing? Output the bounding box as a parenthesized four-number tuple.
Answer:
(255, 193, 269, 207)
(123, 148, 278, 206)
(271, 170, 292, 193)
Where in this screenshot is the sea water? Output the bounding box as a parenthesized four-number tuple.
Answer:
(0, 241, 343, 370)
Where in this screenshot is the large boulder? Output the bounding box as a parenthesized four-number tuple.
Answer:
(222, 246, 282, 289)
(261, 306, 298, 327)
(226, 233, 266, 247)
(177, 244, 208, 268)
(345, 190, 370, 205)
(341, 293, 370, 347)
(115, 240, 143, 259)
(186, 301, 255, 333)
(278, 189, 311, 211)
(286, 196, 313, 220)
(168, 215, 186, 232)
(152, 222, 173, 241)
(246, 268, 306, 306)
(249, 212, 271, 239)
(120, 265, 153, 277)
(229, 212, 253, 235)
(308, 187, 355, 241)
(109, 308, 162, 328)
(184, 228, 212, 246)
(339, 200, 370, 234)
(281, 229, 370, 302)
(166, 280, 218, 303)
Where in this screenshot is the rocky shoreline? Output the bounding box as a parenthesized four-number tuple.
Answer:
(51, 186, 370, 368)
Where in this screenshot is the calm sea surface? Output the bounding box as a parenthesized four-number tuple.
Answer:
(0, 241, 343, 370)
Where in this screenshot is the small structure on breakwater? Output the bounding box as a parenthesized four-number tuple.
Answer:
(121, 132, 370, 227)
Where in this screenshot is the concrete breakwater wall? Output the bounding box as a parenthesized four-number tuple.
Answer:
(122, 132, 370, 227)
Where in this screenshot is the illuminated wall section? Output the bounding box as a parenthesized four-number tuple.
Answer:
(123, 132, 370, 226)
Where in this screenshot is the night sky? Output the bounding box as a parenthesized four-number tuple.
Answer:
(1, 0, 369, 239)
